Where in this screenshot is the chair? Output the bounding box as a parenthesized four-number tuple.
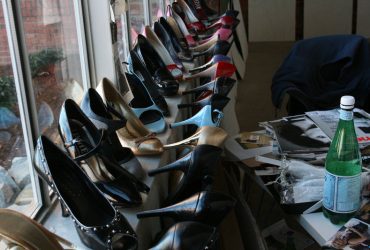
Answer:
(271, 35, 370, 115)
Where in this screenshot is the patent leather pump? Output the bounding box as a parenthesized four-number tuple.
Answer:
(182, 77, 236, 97)
(34, 136, 138, 250)
(144, 26, 183, 79)
(178, 94, 230, 113)
(125, 73, 166, 134)
(128, 51, 170, 116)
(59, 99, 149, 206)
(137, 191, 235, 226)
(163, 126, 228, 149)
(167, 5, 197, 47)
(148, 144, 223, 204)
(184, 61, 236, 81)
(96, 78, 164, 156)
(149, 222, 218, 250)
(170, 105, 224, 129)
(133, 35, 179, 96)
(81, 88, 146, 179)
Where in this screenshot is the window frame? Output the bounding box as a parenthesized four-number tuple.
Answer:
(1, 0, 92, 218)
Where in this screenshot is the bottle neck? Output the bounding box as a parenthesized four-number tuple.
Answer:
(339, 108, 353, 121)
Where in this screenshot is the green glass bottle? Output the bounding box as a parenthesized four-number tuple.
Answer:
(284, 231, 297, 250)
(323, 96, 362, 224)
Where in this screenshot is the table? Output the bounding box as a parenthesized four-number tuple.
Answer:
(223, 135, 342, 247)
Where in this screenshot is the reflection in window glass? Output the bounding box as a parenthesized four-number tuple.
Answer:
(128, 0, 145, 44)
(0, 4, 37, 215)
(151, 0, 163, 24)
(20, 0, 84, 144)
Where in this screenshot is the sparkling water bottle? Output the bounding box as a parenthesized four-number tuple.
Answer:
(323, 96, 362, 224)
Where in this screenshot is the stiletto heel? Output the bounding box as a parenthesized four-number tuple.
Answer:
(188, 55, 231, 73)
(163, 126, 228, 149)
(136, 191, 235, 226)
(178, 94, 230, 112)
(170, 105, 224, 129)
(182, 77, 236, 96)
(148, 144, 223, 203)
(184, 61, 236, 81)
(149, 222, 218, 250)
(60, 201, 70, 217)
(34, 136, 138, 250)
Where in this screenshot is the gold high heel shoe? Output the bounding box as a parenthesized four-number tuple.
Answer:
(96, 78, 164, 156)
(0, 209, 74, 250)
(163, 126, 228, 149)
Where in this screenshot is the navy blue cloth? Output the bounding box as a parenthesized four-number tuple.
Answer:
(271, 35, 370, 113)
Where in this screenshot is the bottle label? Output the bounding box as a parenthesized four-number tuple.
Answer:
(339, 109, 353, 121)
(323, 171, 361, 213)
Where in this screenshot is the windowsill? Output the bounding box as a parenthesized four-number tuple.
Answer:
(42, 78, 194, 250)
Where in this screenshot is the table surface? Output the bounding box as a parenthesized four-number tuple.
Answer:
(43, 80, 193, 250)
(223, 135, 342, 247)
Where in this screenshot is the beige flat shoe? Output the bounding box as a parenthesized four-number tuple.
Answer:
(96, 77, 164, 156)
(0, 208, 74, 250)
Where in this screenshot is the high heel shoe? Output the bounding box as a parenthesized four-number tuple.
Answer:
(137, 191, 235, 226)
(148, 144, 223, 203)
(159, 17, 191, 54)
(149, 222, 218, 250)
(178, 94, 230, 112)
(125, 72, 166, 134)
(184, 61, 236, 81)
(81, 88, 145, 179)
(188, 54, 231, 73)
(163, 126, 228, 149)
(182, 77, 236, 97)
(128, 52, 170, 116)
(59, 99, 149, 206)
(34, 136, 138, 250)
(167, 5, 197, 47)
(170, 105, 223, 129)
(198, 28, 233, 45)
(96, 78, 164, 156)
(173, 1, 206, 33)
(0, 208, 72, 249)
(133, 35, 179, 96)
(144, 26, 184, 79)
(153, 21, 185, 68)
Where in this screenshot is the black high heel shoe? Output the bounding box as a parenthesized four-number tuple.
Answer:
(81, 88, 146, 179)
(137, 191, 235, 226)
(133, 35, 179, 96)
(149, 222, 218, 250)
(34, 136, 138, 250)
(59, 99, 150, 206)
(129, 50, 170, 116)
(178, 93, 230, 112)
(148, 144, 223, 204)
(182, 77, 236, 96)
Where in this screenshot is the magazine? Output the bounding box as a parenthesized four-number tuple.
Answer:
(306, 108, 370, 146)
(266, 115, 331, 154)
(325, 201, 370, 249)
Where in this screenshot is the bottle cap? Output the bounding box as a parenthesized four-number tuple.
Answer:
(340, 96, 355, 109)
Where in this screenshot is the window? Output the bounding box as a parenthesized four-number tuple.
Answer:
(0, 0, 88, 217)
(150, 0, 163, 24)
(0, 2, 39, 216)
(128, 0, 145, 44)
(19, 0, 85, 142)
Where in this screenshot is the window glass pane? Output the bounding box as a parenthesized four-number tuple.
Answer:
(128, 0, 145, 44)
(151, 0, 163, 24)
(0, 4, 38, 215)
(20, 0, 84, 143)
